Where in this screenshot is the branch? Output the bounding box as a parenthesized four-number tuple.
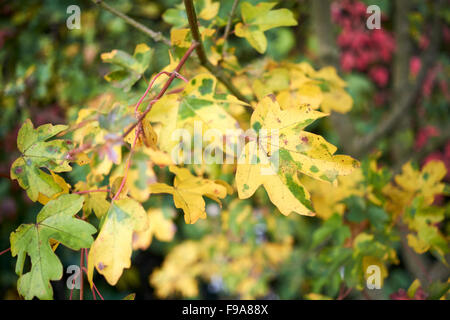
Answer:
(221, 0, 240, 57)
(121, 42, 199, 139)
(352, 0, 443, 156)
(91, 0, 171, 46)
(183, 0, 250, 104)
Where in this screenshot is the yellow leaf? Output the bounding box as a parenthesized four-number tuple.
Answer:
(198, 0, 219, 20)
(407, 233, 430, 254)
(88, 198, 148, 286)
(170, 28, 191, 48)
(37, 171, 70, 205)
(74, 182, 109, 218)
(133, 208, 176, 250)
(150, 166, 228, 224)
(236, 96, 359, 216)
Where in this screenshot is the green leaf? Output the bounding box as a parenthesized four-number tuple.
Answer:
(10, 194, 96, 300)
(311, 214, 350, 248)
(235, 2, 297, 53)
(344, 195, 367, 223)
(10, 119, 72, 202)
(367, 205, 389, 230)
(101, 44, 153, 91)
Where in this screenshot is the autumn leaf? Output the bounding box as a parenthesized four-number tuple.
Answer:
(133, 207, 176, 250)
(88, 197, 148, 286)
(235, 2, 297, 54)
(149, 73, 246, 154)
(10, 194, 96, 300)
(236, 96, 359, 216)
(101, 43, 153, 91)
(10, 119, 72, 202)
(150, 166, 228, 224)
(74, 181, 110, 218)
(383, 161, 447, 217)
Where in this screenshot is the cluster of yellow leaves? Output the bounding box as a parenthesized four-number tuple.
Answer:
(383, 161, 447, 218)
(150, 166, 230, 224)
(150, 234, 293, 299)
(235, 61, 353, 114)
(302, 159, 382, 220)
(383, 161, 448, 260)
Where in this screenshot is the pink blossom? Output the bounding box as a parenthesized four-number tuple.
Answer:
(369, 66, 389, 87)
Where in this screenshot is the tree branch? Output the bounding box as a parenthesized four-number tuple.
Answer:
(183, 0, 250, 104)
(91, 0, 171, 46)
(221, 0, 240, 57)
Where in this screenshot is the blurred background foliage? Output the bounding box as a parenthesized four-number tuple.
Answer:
(0, 0, 449, 300)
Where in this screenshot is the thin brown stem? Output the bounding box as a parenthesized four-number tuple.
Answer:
(73, 189, 110, 195)
(221, 0, 240, 57)
(184, 0, 250, 104)
(91, 0, 171, 46)
(121, 42, 199, 139)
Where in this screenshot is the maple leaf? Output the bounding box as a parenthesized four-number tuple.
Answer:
(235, 2, 297, 54)
(101, 43, 153, 91)
(383, 161, 447, 217)
(10, 194, 96, 300)
(150, 166, 229, 224)
(110, 150, 157, 202)
(133, 207, 176, 250)
(74, 181, 110, 218)
(149, 73, 246, 154)
(150, 241, 202, 298)
(10, 119, 72, 202)
(88, 197, 148, 286)
(236, 96, 359, 216)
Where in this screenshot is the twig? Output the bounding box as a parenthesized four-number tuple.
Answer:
(73, 189, 110, 195)
(80, 248, 84, 300)
(112, 123, 140, 201)
(91, 0, 171, 46)
(337, 283, 353, 300)
(221, 0, 240, 57)
(121, 42, 199, 139)
(0, 247, 10, 256)
(68, 42, 198, 162)
(183, 0, 250, 104)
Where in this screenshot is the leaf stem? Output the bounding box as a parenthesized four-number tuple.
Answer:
(91, 0, 171, 46)
(80, 248, 84, 300)
(0, 247, 10, 256)
(73, 189, 110, 195)
(121, 41, 199, 139)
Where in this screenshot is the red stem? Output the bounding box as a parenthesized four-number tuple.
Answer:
(121, 41, 198, 139)
(112, 123, 140, 201)
(80, 248, 84, 300)
(81, 267, 104, 301)
(67, 42, 198, 164)
(0, 247, 10, 256)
